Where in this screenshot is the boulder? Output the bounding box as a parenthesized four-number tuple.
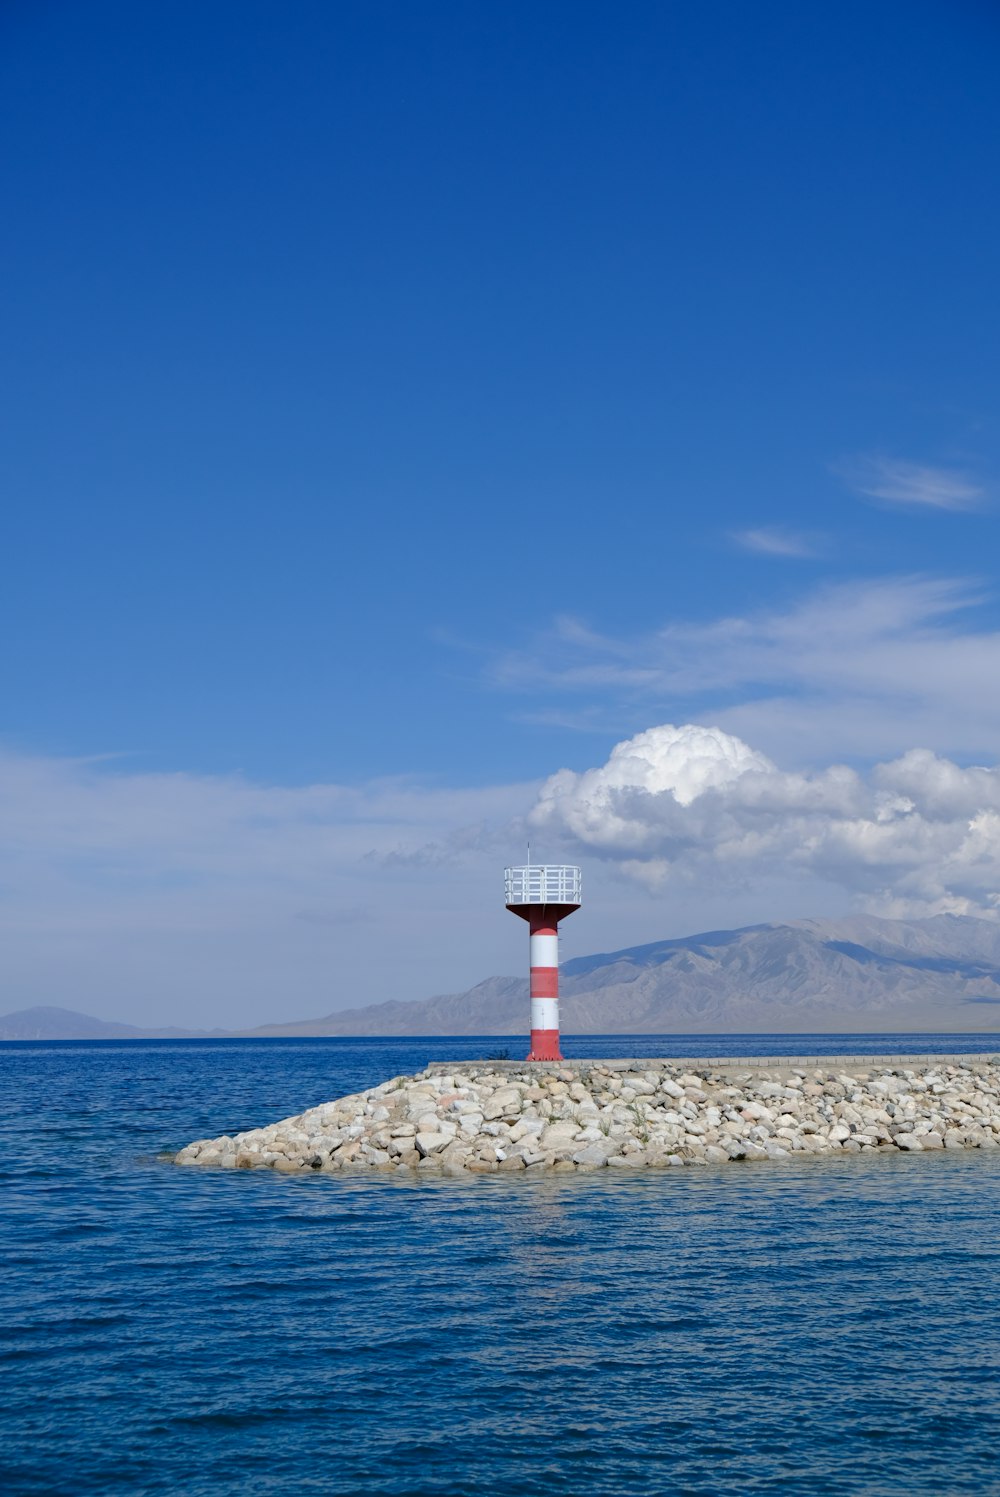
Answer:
(573, 1144, 610, 1167)
(415, 1132, 450, 1157)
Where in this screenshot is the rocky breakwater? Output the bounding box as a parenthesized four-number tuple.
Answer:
(171, 1057, 1000, 1175)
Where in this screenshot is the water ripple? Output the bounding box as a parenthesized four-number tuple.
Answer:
(3, 1037, 1000, 1494)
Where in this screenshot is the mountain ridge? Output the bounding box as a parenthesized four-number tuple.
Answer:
(6, 915, 1000, 1039)
(244, 913, 1000, 1037)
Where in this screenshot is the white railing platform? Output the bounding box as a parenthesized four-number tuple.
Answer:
(505, 865, 582, 906)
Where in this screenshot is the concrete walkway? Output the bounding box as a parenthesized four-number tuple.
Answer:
(428, 1052, 1000, 1075)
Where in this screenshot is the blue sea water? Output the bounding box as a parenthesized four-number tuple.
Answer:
(3, 1034, 1000, 1496)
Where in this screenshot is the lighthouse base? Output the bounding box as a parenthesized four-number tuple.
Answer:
(527, 1029, 563, 1062)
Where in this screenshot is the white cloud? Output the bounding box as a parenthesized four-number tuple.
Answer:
(490, 575, 1000, 762)
(0, 740, 865, 1027)
(0, 752, 528, 877)
(9, 569, 1000, 1024)
(731, 527, 824, 558)
(0, 750, 534, 1027)
(843, 456, 985, 510)
(530, 723, 1000, 919)
(10, 715, 1000, 1025)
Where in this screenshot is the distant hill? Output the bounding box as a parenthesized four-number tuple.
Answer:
(0, 1006, 215, 1040)
(243, 914, 1000, 1036)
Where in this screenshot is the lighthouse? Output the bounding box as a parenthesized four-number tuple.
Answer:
(504, 864, 582, 1061)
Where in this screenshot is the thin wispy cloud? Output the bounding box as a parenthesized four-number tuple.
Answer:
(842, 456, 985, 511)
(730, 527, 824, 559)
(488, 575, 1000, 763)
(0, 753, 535, 1026)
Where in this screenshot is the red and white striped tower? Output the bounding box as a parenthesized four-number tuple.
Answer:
(504, 865, 582, 1062)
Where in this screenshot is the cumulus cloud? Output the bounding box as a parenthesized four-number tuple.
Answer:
(530, 723, 1000, 918)
(731, 527, 824, 558)
(843, 456, 985, 511)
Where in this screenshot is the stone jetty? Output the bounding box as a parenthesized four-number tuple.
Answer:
(172, 1055, 1000, 1174)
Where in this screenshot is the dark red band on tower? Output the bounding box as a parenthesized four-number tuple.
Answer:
(527, 1028, 562, 1062)
(530, 967, 559, 997)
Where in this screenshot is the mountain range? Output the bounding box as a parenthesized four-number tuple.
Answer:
(245, 913, 1000, 1036)
(5, 915, 1000, 1040)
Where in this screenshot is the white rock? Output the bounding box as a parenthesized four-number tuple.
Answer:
(490, 1087, 523, 1111)
(415, 1132, 450, 1157)
(573, 1144, 610, 1167)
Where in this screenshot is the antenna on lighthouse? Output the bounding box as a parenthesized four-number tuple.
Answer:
(503, 862, 582, 1062)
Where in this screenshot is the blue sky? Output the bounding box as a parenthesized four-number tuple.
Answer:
(2, 2, 1000, 1025)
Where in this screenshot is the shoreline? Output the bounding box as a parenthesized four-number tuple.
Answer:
(172, 1054, 1000, 1175)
